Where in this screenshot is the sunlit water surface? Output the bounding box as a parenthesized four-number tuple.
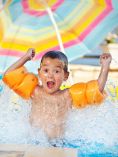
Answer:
(0, 80, 118, 155)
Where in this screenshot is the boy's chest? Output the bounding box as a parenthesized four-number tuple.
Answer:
(34, 95, 68, 112)
(31, 92, 71, 120)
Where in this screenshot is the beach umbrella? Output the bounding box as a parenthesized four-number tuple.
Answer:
(0, 0, 118, 72)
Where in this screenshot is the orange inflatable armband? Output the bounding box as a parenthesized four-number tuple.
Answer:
(3, 66, 38, 99)
(69, 80, 104, 108)
(3, 66, 27, 88)
(69, 83, 87, 108)
(14, 73, 38, 99)
(86, 80, 104, 104)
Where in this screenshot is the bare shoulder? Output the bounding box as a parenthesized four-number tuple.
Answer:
(31, 85, 42, 98)
(62, 88, 70, 96)
(61, 88, 72, 108)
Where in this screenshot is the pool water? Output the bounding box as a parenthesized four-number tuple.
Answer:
(0, 78, 118, 156)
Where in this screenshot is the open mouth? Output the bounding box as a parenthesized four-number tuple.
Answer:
(47, 81, 55, 89)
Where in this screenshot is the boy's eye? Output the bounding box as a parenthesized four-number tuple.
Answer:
(56, 70, 59, 73)
(44, 69, 48, 72)
(55, 70, 61, 73)
(42, 68, 48, 73)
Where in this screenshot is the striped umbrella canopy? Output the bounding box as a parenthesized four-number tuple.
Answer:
(0, 0, 118, 72)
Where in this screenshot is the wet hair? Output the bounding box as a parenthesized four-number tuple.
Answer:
(40, 51, 68, 72)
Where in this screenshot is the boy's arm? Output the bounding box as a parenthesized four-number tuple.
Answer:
(69, 53, 112, 108)
(3, 48, 37, 99)
(4, 48, 35, 74)
(97, 53, 112, 93)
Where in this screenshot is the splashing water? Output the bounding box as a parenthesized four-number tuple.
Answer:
(0, 79, 118, 154)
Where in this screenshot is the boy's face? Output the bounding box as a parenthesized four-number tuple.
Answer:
(38, 57, 69, 94)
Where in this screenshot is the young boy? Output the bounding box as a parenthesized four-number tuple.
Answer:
(3, 48, 112, 143)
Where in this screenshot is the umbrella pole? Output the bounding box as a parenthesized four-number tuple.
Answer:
(40, 0, 65, 53)
(46, 7, 65, 53)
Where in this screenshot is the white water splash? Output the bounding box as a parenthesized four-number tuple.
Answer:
(65, 99, 118, 146)
(0, 80, 118, 153)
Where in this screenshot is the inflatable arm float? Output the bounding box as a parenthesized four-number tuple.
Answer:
(69, 81, 104, 108)
(3, 66, 38, 99)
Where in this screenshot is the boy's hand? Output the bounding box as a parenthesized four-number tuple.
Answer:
(100, 53, 112, 67)
(26, 48, 35, 60)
